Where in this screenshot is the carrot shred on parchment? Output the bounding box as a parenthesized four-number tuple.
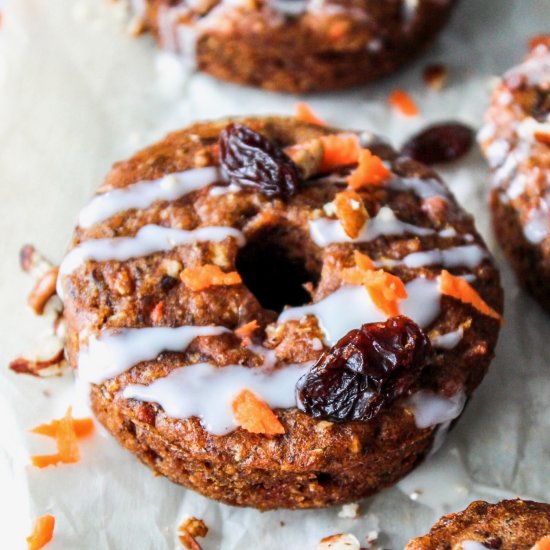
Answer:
(388, 89, 419, 117)
(26, 514, 55, 550)
(31, 407, 86, 468)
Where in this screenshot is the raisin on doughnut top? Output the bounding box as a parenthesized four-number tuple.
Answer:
(479, 36, 550, 311)
(58, 116, 502, 510)
(133, 0, 458, 92)
(406, 500, 550, 550)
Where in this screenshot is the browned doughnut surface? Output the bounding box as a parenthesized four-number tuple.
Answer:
(406, 500, 550, 550)
(60, 116, 502, 509)
(479, 37, 550, 311)
(135, 0, 457, 92)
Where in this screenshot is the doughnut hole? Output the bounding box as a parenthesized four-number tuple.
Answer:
(236, 225, 321, 313)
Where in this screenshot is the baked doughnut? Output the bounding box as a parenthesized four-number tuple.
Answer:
(58, 116, 502, 510)
(133, 0, 458, 92)
(406, 499, 550, 550)
(479, 37, 550, 311)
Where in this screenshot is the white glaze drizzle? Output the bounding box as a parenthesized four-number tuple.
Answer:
(461, 542, 490, 550)
(431, 328, 464, 350)
(388, 176, 449, 200)
(406, 390, 466, 429)
(278, 277, 441, 346)
(122, 362, 310, 435)
(309, 206, 435, 247)
(399, 245, 487, 270)
(58, 224, 245, 283)
(78, 167, 220, 229)
(78, 326, 230, 384)
(524, 207, 550, 244)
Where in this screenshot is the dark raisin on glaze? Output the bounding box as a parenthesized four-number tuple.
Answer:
(296, 316, 433, 422)
(401, 122, 474, 165)
(218, 123, 300, 200)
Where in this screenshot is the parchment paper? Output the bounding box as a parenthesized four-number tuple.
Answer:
(1, 1, 550, 548)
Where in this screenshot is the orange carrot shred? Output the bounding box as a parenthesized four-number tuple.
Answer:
(334, 189, 369, 238)
(295, 102, 326, 127)
(347, 149, 391, 189)
(319, 133, 361, 171)
(232, 389, 285, 436)
(388, 89, 419, 117)
(328, 20, 349, 41)
(353, 250, 376, 272)
(31, 407, 82, 468)
(27, 514, 55, 550)
(341, 252, 407, 316)
(180, 265, 242, 291)
(363, 270, 408, 317)
(235, 320, 259, 345)
(150, 301, 165, 324)
(32, 417, 94, 439)
(439, 270, 503, 324)
(531, 535, 550, 550)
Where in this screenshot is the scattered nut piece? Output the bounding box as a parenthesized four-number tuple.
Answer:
(338, 503, 360, 519)
(286, 139, 324, 180)
(366, 530, 379, 546)
(9, 349, 65, 377)
(28, 267, 59, 315)
(317, 533, 361, 550)
(179, 517, 208, 550)
(334, 190, 369, 238)
(423, 63, 448, 90)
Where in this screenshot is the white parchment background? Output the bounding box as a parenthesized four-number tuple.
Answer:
(1, 0, 550, 548)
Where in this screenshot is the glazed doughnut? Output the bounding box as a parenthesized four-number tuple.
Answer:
(58, 116, 502, 509)
(479, 36, 550, 311)
(132, 0, 458, 92)
(406, 500, 550, 550)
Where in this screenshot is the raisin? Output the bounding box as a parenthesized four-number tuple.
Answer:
(218, 123, 300, 199)
(401, 122, 474, 165)
(532, 89, 550, 121)
(296, 316, 432, 422)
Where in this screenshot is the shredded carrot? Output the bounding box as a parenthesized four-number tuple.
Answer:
(342, 251, 407, 316)
(388, 89, 419, 117)
(232, 389, 285, 436)
(363, 270, 408, 317)
(180, 265, 242, 291)
(235, 320, 259, 345)
(27, 514, 55, 550)
(328, 20, 349, 41)
(347, 149, 391, 189)
(295, 102, 326, 126)
(439, 270, 503, 323)
(531, 535, 550, 550)
(334, 190, 369, 238)
(534, 131, 550, 146)
(32, 417, 94, 439)
(31, 408, 82, 468)
(341, 251, 376, 285)
(150, 301, 165, 324)
(319, 133, 361, 171)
